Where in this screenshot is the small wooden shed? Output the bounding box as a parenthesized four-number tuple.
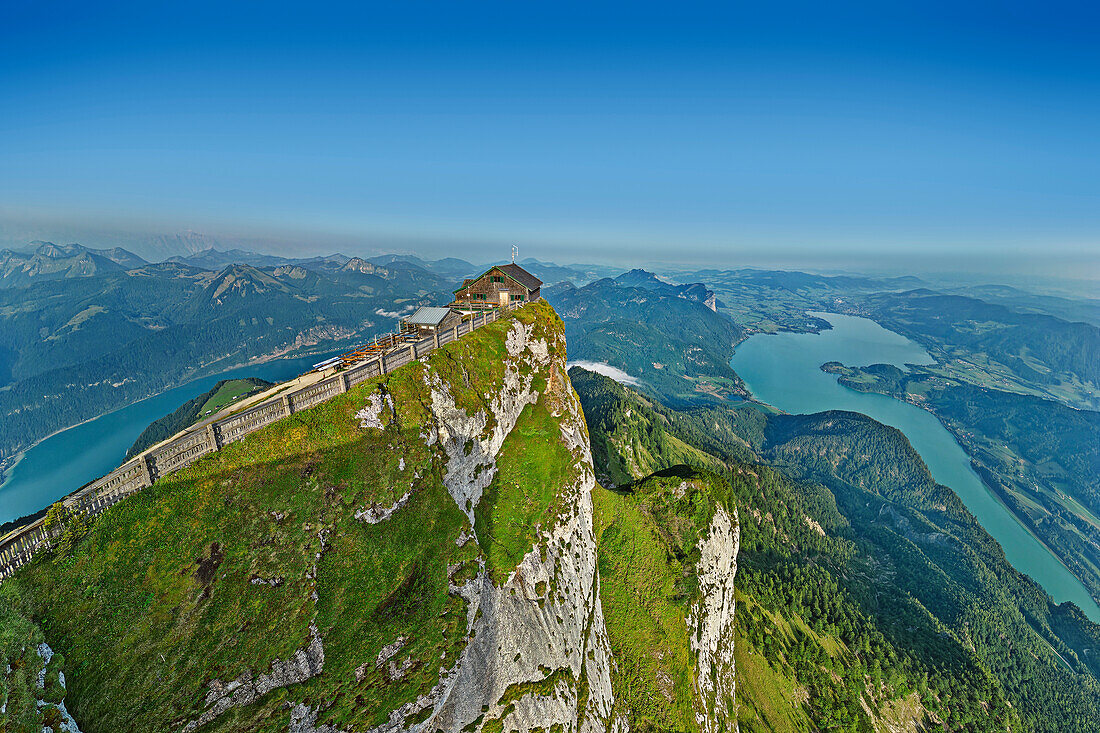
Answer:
(403, 306, 463, 337)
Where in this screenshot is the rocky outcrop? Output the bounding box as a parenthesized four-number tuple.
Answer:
(687, 504, 740, 733)
(342, 258, 388, 277)
(423, 320, 546, 525)
(372, 315, 622, 733)
(288, 704, 345, 733)
(16, 641, 85, 733)
(182, 625, 325, 732)
(354, 489, 412, 524)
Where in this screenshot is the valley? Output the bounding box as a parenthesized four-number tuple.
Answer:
(571, 366, 1100, 731)
(0, 352, 344, 529)
(823, 359, 1100, 605)
(0, 243, 457, 472)
(730, 312, 1100, 621)
(7, 8, 1098, 730)
(2, 255, 1098, 733)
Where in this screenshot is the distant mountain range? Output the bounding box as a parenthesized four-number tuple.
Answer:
(367, 254, 616, 285)
(0, 252, 454, 464)
(0, 240, 626, 292)
(0, 241, 149, 287)
(166, 247, 294, 269)
(613, 268, 720, 310)
(681, 266, 927, 294)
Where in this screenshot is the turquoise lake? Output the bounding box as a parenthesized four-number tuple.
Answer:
(730, 312, 1100, 623)
(0, 350, 344, 526)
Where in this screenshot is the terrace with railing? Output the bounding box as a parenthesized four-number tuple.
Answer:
(0, 303, 521, 581)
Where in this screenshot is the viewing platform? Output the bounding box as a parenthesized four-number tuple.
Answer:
(0, 303, 524, 582)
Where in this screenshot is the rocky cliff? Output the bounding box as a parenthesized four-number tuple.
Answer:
(592, 468, 739, 733)
(1, 301, 747, 733)
(0, 302, 640, 733)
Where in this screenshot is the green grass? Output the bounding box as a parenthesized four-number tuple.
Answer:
(475, 399, 577, 585)
(733, 597, 812, 733)
(593, 485, 696, 731)
(199, 379, 266, 415)
(0, 588, 48, 733)
(3, 301, 574, 733)
(592, 467, 736, 732)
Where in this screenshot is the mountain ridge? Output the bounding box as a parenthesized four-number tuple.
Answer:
(0, 302, 624, 731)
(570, 365, 1100, 731)
(0, 241, 148, 288)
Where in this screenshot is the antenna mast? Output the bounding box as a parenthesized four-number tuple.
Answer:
(511, 244, 518, 264)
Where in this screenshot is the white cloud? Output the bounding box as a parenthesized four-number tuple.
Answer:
(567, 360, 641, 386)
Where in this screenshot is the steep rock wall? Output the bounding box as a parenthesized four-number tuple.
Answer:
(1, 302, 625, 733)
(591, 469, 739, 733)
(687, 504, 739, 733)
(374, 313, 621, 733)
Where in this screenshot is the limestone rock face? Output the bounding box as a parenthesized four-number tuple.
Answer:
(19, 642, 84, 733)
(4, 303, 638, 733)
(183, 625, 326, 732)
(377, 315, 623, 733)
(687, 505, 740, 733)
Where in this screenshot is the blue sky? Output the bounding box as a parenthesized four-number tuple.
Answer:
(2, 1, 1098, 275)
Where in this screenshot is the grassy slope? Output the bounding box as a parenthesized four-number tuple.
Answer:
(475, 397, 574, 585)
(576, 370, 1070, 732)
(0, 602, 48, 732)
(0, 301, 571, 733)
(200, 379, 269, 413)
(592, 467, 732, 731)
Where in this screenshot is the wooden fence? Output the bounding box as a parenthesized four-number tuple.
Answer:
(0, 305, 514, 581)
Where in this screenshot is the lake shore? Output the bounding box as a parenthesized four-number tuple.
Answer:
(0, 345, 348, 526)
(731, 311, 1100, 622)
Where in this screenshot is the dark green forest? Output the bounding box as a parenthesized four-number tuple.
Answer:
(0, 259, 449, 463)
(571, 367, 1100, 732)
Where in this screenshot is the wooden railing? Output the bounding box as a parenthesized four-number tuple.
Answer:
(0, 304, 521, 581)
(447, 300, 505, 311)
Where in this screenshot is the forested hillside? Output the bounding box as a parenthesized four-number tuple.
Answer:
(572, 367, 1100, 732)
(0, 255, 450, 465)
(544, 277, 747, 405)
(826, 361, 1100, 604)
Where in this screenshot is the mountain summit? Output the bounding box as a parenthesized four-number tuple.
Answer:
(5, 302, 735, 731)
(0, 241, 147, 287)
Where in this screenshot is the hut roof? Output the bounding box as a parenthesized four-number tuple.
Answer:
(406, 306, 454, 326)
(452, 263, 543, 293)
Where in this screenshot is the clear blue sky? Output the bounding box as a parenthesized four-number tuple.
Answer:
(2, 1, 1098, 275)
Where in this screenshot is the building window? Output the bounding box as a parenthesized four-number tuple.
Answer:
(514, 293, 524, 301)
(491, 275, 503, 283)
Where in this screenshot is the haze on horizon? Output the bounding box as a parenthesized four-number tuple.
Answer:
(2, 1, 1098, 281)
